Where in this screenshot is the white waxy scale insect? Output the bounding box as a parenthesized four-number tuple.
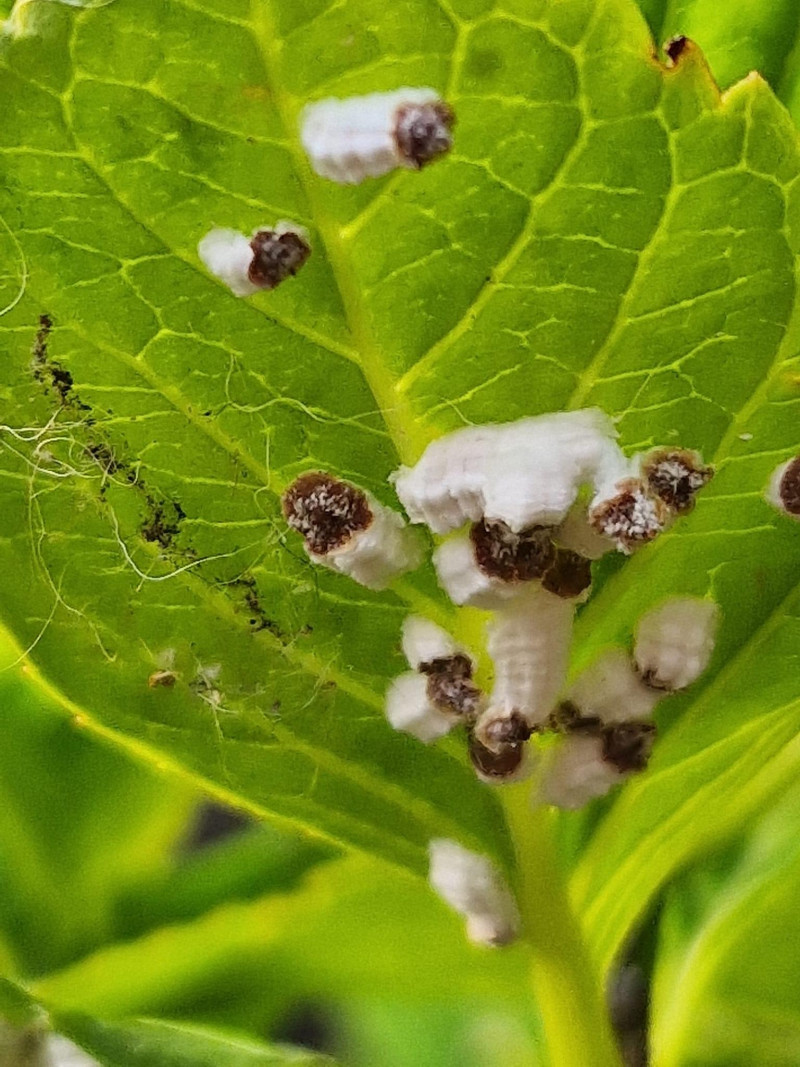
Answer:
(313, 498, 422, 589)
(766, 455, 800, 521)
(568, 648, 660, 724)
(487, 583, 576, 728)
(428, 838, 520, 947)
(282, 472, 423, 590)
(385, 672, 453, 743)
(393, 409, 626, 536)
(198, 220, 310, 297)
(300, 87, 454, 184)
(432, 533, 525, 610)
(633, 596, 719, 692)
(401, 614, 459, 670)
(538, 733, 626, 810)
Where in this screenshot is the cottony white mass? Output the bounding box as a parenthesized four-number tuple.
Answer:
(568, 648, 660, 724)
(432, 533, 525, 609)
(428, 838, 520, 946)
(634, 597, 719, 692)
(487, 584, 575, 727)
(392, 409, 627, 535)
(538, 733, 625, 810)
(313, 495, 423, 589)
(401, 615, 459, 670)
(300, 88, 453, 183)
(385, 672, 453, 742)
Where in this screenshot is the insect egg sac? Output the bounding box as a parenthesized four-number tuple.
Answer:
(198, 221, 310, 296)
(428, 839, 520, 947)
(282, 472, 422, 589)
(300, 88, 454, 184)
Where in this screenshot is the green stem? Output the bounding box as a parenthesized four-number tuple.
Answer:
(502, 788, 623, 1067)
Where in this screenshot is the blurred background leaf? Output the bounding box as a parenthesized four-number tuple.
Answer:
(650, 781, 800, 1067)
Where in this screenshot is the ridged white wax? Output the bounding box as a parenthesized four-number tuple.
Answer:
(197, 228, 259, 296)
(300, 88, 441, 184)
(432, 534, 522, 609)
(487, 584, 575, 727)
(309, 493, 423, 590)
(401, 615, 459, 670)
(385, 672, 453, 742)
(568, 648, 660, 724)
(393, 409, 624, 535)
(539, 734, 625, 810)
(428, 838, 520, 946)
(634, 597, 719, 691)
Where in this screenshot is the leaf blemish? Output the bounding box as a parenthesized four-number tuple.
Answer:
(30, 313, 89, 411)
(664, 35, 690, 65)
(141, 496, 186, 549)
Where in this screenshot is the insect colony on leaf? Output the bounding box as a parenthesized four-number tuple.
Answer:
(193, 85, 793, 946)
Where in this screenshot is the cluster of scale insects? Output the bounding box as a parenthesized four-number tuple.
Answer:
(196, 86, 800, 945)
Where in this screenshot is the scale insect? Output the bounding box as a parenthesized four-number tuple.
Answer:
(282, 472, 422, 589)
(198, 221, 310, 296)
(633, 596, 719, 692)
(766, 455, 800, 520)
(428, 838, 520, 947)
(300, 88, 455, 184)
(385, 616, 484, 742)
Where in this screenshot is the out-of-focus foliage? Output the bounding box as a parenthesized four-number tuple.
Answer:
(651, 783, 800, 1066)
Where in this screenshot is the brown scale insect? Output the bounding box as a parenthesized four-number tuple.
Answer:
(601, 721, 656, 774)
(470, 518, 556, 582)
(395, 101, 455, 168)
(542, 546, 593, 599)
(419, 653, 483, 719)
(779, 456, 800, 516)
(477, 709, 533, 750)
(248, 228, 311, 290)
(282, 472, 372, 556)
(642, 448, 714, 514)
(468, 733, 526, 782)
(590, 479, 668, 551)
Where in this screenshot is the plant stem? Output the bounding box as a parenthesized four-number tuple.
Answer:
(502, 787, 623, 1067)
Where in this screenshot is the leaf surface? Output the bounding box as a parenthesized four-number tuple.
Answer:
(0, 0, 799, 949)
(52, 1015, 336, 1067)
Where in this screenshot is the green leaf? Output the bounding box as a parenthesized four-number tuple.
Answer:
(52, 1015, 336, 1067)
(0, 631, 196, 977)
(1, 0, 800, 941)
(650, 785, 800, 1066)
(31, 853, 531, 1023)
(657, 0, 800, 93)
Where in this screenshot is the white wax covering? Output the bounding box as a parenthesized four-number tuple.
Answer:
(568, 648, 660, 724)
(428, 838, 520, 946)
(432, 533, 523, 610)
(197, 227, 258, 296)
(487, 584, 575, 727)
(393, 409, 627, 535)
(401, 615, 459, 669)
(385, 672, 453, 743)
(300, 87, 442, 183)
(539, 734, 626, 810)
(308, 491, 423, 590)
(633, 597, 719, 692)
(197, 220, 309, 296)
